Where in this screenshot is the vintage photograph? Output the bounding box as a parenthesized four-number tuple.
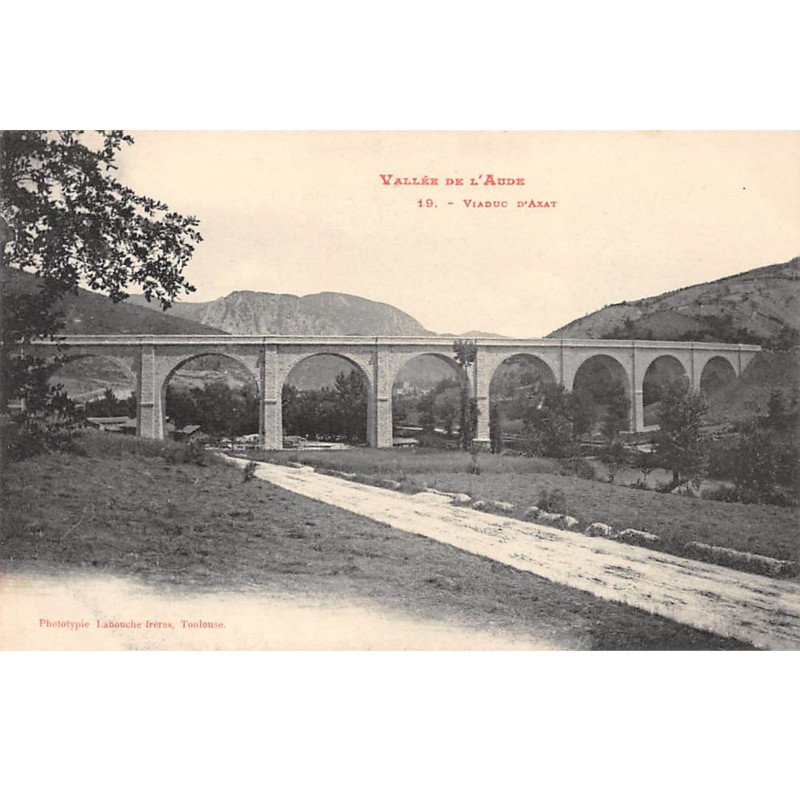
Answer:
(1, 130, 798, 650)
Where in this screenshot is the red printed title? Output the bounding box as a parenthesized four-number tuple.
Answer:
(379, 173, 557, 209)
(380, 173, 525, 187)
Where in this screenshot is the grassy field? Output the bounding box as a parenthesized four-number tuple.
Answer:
(0, 433, 748, 649)
(253, 447, 800, 567)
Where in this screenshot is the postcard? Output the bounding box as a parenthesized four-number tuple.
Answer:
(1, 131, 798, 651)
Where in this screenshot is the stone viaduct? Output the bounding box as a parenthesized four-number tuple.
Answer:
(28, 335, 760, 448)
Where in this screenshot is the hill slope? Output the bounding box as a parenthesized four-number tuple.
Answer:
(4, 268, 225, 336)
(705, 349, 800, 423)
(548, 256, 800, 348)
(127, 290, 433, 336)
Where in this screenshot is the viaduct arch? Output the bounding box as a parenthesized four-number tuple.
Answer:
(27, 335, 760, 447)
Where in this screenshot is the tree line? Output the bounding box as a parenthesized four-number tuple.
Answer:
(282, 371, 368, 443)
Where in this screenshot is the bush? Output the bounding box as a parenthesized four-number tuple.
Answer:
(701, 482, 794, 507)
(707, 439, 738, 481)
(537, 488, 567, 515)
(701, 484, 741, 503)
(164, 439, 208, 467)
(243, 461, 257, 483)
(654, 376, 708, 487)
(559, 456, 597, 481)
(599, 440, 629, 484)
(520, 385, 575, 458)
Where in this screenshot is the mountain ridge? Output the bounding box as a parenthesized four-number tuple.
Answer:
(3, 268, 226, 336)
(127, 289, 434, 337)
(546, 256, 800, 347)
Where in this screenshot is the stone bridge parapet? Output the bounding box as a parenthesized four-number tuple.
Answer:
(26, 335, 760, 448)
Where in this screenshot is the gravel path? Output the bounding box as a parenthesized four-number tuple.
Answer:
(230, 458, 800, 650)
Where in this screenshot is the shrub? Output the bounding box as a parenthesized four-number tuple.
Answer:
(701, 482, 794, 507)
(707, 439, 738, 481)
(599, 440, 629, 484)
(560, 456, 597, 481)
(654, 376, 708, 487)
(520, 385, 575, 458)
(243, 461, 257, 483)
(1, 401, 79, 463)
(164, 439, 208, 467)
(537, 488, 567, 515)
(701, 484, 741, 503)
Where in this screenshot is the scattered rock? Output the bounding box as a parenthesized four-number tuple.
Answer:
(523, 505, 540, 520)
(685, 541, 795, 577)
(536, 511, 562, 526)
(585, 522, 614, 538)
(670, 483, 701, 497)
(470, 499, 514, 514)
(559, 515, 580, 531)
(426, 488, 472, 504)
(378, 479, 402, 490)
(417, 491, 452, 505)
(615, 528, 661, 546)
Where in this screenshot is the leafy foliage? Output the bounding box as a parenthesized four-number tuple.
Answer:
(600, 380, 631, 442)
(452, 339, 478, 449)
(654, 376, 709, 487)
(166, 381, 259, 438)
(81, 388, 136, 419)
(707, 390, 800, 504)
(520, 384, 575, 458)
(537, 488, 567, 515)
(282, 371, 368, 443)
(1, 131, 201, 462)
(1, 131, 200, 308)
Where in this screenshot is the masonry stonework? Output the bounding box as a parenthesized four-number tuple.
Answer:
(28, 336, 760, 448)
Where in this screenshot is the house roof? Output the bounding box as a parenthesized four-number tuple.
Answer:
(176, 425, 202, 435)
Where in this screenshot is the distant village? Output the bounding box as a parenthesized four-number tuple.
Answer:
(81, 414, 264, 450)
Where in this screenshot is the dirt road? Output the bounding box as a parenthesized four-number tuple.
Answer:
(230, 458, 800, 650)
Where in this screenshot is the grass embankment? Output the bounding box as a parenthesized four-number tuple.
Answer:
(253, 448, 800, 568)
(0, 433, 747, 649)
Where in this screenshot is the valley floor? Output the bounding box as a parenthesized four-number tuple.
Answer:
(233, 458, 800, 650)
(255, 447, 800, 570)
(0, 434, 748, 650)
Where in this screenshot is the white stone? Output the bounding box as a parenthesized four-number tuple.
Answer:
(585, 522, 614, 538)
(616, 528, 661, 545)
(523, 506, 540, 520)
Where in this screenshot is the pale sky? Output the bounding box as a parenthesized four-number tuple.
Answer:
(115, 132, 800, 337)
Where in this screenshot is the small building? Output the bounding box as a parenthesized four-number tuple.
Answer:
(84, 416, 137, 434)
(173, 424, 205, 442)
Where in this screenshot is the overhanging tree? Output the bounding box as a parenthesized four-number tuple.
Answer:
(0, 130, 202, 459)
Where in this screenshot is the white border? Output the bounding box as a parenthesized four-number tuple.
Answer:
(2, 2, 798, 796)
